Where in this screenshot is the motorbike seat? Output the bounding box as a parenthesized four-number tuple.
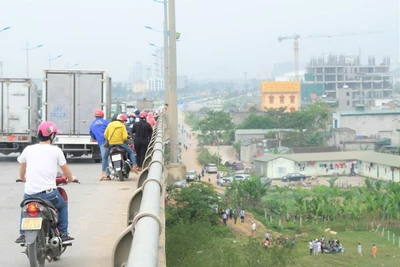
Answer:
(20, 197, 56, 210)
(109, 145, 125, 151)
(109, 146, 128, 157)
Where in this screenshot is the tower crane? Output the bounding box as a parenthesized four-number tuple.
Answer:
(277, 31, 381, 81)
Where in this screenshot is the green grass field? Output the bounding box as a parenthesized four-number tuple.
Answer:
(292, 231, 400, 267)
(167, 221, 400, 267)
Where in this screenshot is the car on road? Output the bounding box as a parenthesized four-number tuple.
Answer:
(186, 170, 197, 181)
(205, 163, 218, 173)
(229, 174, 251, 183)
(173, 179, 187, 188)
(260, 177, 272, 186)
(281, 173, 306, 182)
(224, 160, 245, 171)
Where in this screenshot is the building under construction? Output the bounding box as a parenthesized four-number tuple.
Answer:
(306, 54, 393, 107)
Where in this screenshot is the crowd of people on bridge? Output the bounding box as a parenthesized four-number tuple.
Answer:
(89, 103, 168, 181)
(13, 103, 169, 246)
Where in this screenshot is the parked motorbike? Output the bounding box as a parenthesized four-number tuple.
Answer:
(108, 145, 133, 181)
(16, 173, 79, 267)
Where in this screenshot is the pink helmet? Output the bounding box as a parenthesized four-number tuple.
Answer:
(37, 121, 61, 137)
(117, 114, 128, 121)
(139, 111, 147, 118)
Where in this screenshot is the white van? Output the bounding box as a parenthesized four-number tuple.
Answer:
(205, 163, 218, 173)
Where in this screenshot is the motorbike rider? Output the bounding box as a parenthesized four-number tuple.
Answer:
(126, 113, 136, 133)
(134, 109, 141, 122)
(146, 112, 156, 128)
(90, 109, 111, 180)
(103, 114, 138, 176)
(15, 121, 76, 244)
(131, 111, 153, 171)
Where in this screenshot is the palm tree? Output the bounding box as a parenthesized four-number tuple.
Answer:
(328, 176, 339, 188)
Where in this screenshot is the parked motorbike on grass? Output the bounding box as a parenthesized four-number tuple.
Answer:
(16, 173, 79, 267)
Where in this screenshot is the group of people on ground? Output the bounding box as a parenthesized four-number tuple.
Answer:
(220, 207, 246, 225)
(309, 237, 344, 255)
(89, 103, 168, 180)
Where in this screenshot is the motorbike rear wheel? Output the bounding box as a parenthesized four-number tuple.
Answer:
(27, 230, 46, 267)
(53, 256, 61, 261)
(118, 170, 124, 181)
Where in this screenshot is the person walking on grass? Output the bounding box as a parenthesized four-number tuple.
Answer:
(251, 221, 256, 235)
(309, 240, 313, 255)
(313, 239, 319, 256)
(233, 210, 237, 224)
(222, 213, 227, 225)
(372, 244, 377, 258)
(358, 243, 362, 256)
(240, 209, 245, 223)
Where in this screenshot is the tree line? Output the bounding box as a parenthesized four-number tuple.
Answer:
(187, 102, 330, 148)
(225, 176, 400, 232)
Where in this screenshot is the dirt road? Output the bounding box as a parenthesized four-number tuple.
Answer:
(178, 111, 268, 239)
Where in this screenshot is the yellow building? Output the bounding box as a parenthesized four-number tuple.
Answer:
(260, 81, 300, 112)
(133, 81, 148, 93)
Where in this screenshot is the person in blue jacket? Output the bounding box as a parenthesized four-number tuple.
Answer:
(90, 109, 111, 180)
(126, 113, 136, 132)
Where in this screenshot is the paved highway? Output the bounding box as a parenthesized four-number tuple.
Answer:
(0, 154, 137, 267)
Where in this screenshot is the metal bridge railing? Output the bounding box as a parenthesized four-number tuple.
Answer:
(112, 117, 164, 267)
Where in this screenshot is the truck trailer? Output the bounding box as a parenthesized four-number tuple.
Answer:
(0, 78, 40, 155)
(136, 98, 154, 111)
(42, 70, 112, 162)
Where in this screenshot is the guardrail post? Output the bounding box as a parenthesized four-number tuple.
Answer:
(111, 225, 134, 267)
(126, 188, 143, 226)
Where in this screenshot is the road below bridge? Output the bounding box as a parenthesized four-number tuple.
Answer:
(0, 154, 137, 267)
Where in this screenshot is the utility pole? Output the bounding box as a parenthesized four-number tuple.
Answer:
(168, 0, 178, 163)
(163, 0, 169, 104)
(26, 42, 30, 78)
(294, 39, 299, 81)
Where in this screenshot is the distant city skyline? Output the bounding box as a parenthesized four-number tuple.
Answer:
(0, 0, 398, 81)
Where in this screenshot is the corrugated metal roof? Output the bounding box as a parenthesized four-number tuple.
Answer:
(236, 129, 269, 135)
(291, 146, 339, 153)
(332, 127, 355, 132)
(236, 129, 294, 134)
(358, 152, 400, 167)
(255, 151, 400, 167)
(336, 110, 400, 116)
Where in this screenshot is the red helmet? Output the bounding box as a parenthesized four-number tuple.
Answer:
(94, 109, 104, 118)
(117, 114, 128, 121)
(128, 113, 136, 118)
(37, 121, 61, 137)
(139, 111, 147, 118)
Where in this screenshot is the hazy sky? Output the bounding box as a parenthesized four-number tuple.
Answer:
(0, 0, 399, 81)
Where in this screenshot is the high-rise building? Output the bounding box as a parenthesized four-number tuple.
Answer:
(133, 61, 144, 82)
(306, 54, 393, 107)
(177, 75, 188, 89)
(147, 78, 164, 92)
(145, 65, 152, 80)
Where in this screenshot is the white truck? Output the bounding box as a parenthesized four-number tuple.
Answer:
(0, 78, 40, 155)
(42, 70, 112, 162)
